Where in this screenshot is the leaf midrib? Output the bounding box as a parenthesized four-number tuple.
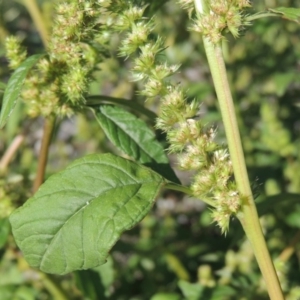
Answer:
(39, 182, 144, 268)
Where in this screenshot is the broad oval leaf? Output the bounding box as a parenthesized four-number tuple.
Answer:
(0, 54, 44, 128)
(95, 105, 180, 183)
(10, 153, 165, 275)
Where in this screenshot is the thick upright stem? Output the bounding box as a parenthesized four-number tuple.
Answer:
(202, 37, 284, 300)
(203, 40, 252, 198)
(33, 115, 55, 192)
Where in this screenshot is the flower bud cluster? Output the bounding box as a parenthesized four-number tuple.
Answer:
(179, 0, 251, 43)
(5, 0, 111, 117)
(104, 1, 241, 233)
(5, 36, 27, 69)
(177, 0, 195, 17)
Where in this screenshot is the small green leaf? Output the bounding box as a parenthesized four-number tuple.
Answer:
(286, 208, 300, 228)
(10, 153, 165, 275)
(269, 7, 300, 23)
(209, 286, 237, 300)
(95, 105, 180, 183)
(178, 280, 204, 300)
(0, 54, 44, 128)
(257, 193, 300, 216)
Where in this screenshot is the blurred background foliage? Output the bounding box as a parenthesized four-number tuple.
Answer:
(0, 0, 300, 299)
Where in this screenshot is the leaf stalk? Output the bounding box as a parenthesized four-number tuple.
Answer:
(87, 95, 157, 120)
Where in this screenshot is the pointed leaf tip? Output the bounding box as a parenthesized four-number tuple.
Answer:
(95, 105, 180, 183)
(0, 54, 44, 128)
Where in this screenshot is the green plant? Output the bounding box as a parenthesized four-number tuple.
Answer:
(1, 0, 300, 299)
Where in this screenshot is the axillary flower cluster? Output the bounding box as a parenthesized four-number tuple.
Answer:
(181, 0, 251, 43)
(5, 0, 110, 117)
(103, 0, 251, 233)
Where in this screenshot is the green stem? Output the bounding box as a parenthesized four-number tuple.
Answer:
(165, 183, 193, 195)
(202, 36, 284, 300)
(22, 0, 49, 47)
(86, 95, 157, 120)
(33, 114, 55, 192)
(165, 183, 216, 207)
(278, 229, 300, 263)
(246, 12, 280, 22)
(38, 272, 69, 300)
(193, 0, 283, 296)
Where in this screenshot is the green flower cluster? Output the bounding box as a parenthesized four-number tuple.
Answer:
(5, 36, 27, 70)
(178, 0, 251, 43)
(104, 1, 241, 233)
(5, 0, 110, 117)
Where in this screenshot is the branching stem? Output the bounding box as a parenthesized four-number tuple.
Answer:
(33, 114, 55, 192)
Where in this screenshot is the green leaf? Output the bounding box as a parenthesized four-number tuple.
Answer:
(0, 286, 15, 300)
(0, 218, 10, 249)
(75, 256, 114, 298)
(209, 285, 237, 300)
(257, 193, 300, 216)
(10, 153, 165, 275)
(95, 105, 180, 183)
(150, 293, 181, 300)
(269, 7, 300, 23)
(178, 280, 204, 300)
(0, 82, 6, 91)
(286, 208, 300, 228)
(0, 54, 44, 128)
